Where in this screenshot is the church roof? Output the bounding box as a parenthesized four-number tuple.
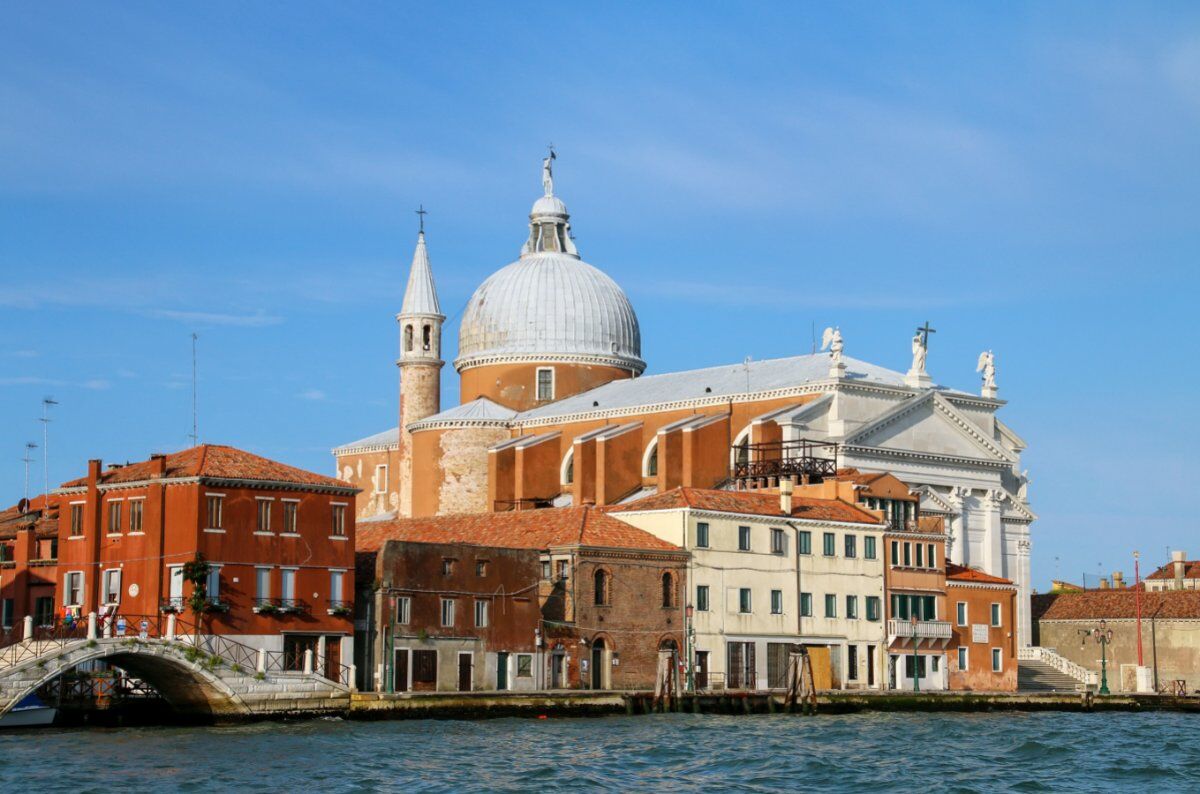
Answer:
(945, 563, 1014, 586)
(333, 427, 400, 454)
(399, 231, 442, 317)
(409, 397, 517, 430)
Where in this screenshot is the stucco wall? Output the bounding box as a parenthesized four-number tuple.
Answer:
(1036, 618, 1200, 693)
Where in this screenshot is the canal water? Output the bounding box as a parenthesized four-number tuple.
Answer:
(2, 711, 1197, 791)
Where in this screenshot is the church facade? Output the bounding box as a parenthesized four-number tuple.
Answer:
(333, 157, 1037, 645)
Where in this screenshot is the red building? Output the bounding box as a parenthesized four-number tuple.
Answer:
(47, 445, 358, 673)
(946, 563, 1018, 690)
(0, 495, 59, 631)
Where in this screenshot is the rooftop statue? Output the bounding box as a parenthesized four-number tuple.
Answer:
(542, 148, 556, 196)
(821, 326, 844, 365)
(977, 350, 997, 391)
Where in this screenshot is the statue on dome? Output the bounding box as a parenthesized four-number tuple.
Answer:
(821, 326, 844, 365)
(542, 147, 556, 196)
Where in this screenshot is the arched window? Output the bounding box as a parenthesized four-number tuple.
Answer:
(561, 449, 574, 485)
(422, 324, 432, 351)
(643, 438, 658, 478)
(403, 324, 414, 352)
(594, 569, 610, 606)
(661, 572, 675, 608)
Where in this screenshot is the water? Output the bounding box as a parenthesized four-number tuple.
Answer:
(1, 712, 1197, 792)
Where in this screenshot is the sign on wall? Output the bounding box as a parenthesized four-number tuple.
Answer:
(972, 624, 989, 643)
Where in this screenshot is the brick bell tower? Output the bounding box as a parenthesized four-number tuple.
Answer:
(396, 216, 444, 517)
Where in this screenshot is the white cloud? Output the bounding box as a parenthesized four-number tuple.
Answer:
(299, 389, 327, 401)
(148, 309, 283, 327)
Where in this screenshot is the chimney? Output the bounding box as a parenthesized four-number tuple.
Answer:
(779, 477, 794, 515)
(150, 453, 167, 478)
(1100, 577, 1110, 590)
(1173, 550, 1186, 590)
(1112, 571, 1124, 589)
(87, 458, 101, 487)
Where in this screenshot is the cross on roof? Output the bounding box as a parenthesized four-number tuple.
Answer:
(415, 204, 427, 234)
(917, 321, 936, 347)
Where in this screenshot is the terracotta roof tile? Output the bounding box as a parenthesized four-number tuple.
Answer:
(356, 506, 682, 554)
(1032, 590, 1200, 621)
(0, 495, 59, 540)
(1145, 560, 1200, 580)
(60, 445, 349, 489)
(607, 487, 883, 525)
(945, 563, 1014, 586)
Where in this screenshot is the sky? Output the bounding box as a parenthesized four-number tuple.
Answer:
(2, 3, 1198, 590)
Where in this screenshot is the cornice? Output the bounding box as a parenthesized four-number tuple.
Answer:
(614, 505, 884, 530)
(842, 444, 1009, 470)
(454, 351, 647, 374)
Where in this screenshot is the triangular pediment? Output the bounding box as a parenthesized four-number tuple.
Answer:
(844, 392, 1014, 463)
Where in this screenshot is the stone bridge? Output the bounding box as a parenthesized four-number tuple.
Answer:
(1, 624, 352, 720)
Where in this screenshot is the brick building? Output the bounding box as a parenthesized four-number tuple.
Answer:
(0, 495, 59, 630)
(355, 505, 687, 692)
(49, 445, 358, 676)
(946, 563, 1018, 690)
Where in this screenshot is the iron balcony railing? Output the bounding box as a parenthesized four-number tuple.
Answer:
(888, 618, 953, 640)
(731, 439, 839, 485)
(252, 597, 310, 615)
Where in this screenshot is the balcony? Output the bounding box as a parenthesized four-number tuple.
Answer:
(326, 599, 353, 617)
(888, 618, 953, 648)
(159, 597, 185, 614)
(731, 439, 839, 488)
(253, 597, 309, 616)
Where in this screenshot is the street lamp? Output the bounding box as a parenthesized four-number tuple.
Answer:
(1084, 619, 1115, 695)
(911, 614, 920, 693)
(685, 603, 696, 693)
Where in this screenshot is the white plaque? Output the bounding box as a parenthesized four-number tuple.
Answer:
(972, 624, 988, 643)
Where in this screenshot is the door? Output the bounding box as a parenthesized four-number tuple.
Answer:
(284, 635, 318, 671)
(591, 640, 605, 689)
(550, 650, 565, 688)
(168, 566, 184, 609)
(867, 645, 876, 688)
(394, 649, 409, 692)
(497, 652, 509, 690)
(325, 636, 342, 683)
(458, 653, 473, 691)
(695, 651, 709, 690)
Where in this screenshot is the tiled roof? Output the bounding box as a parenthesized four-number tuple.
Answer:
(356, 506, 682, 554)
(946, 563, 1014, 586)
(0, 495, 59, 539)
(1145, 560, 1200, 580)
(607, 487, 884, 525)
(1032, 590, 1200, 621)
(333, 427, 400, 454)
(60, 445, 350, 489)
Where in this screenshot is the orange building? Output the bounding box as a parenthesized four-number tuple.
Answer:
(49, 445, 358, 671)
(0, 495, 59, 631)
(946, 563, 1018, 690)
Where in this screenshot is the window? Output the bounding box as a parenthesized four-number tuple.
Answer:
(823, 533, 835, 557)
(536, 367, 554, 401)
(893, 594, 936, 621)
(738, 526, 751, 551)
(107, 501, 122, 534)
(412, 650, 437, 685)
(991, 648, 1002, 672)
(280, 568, 295, 602)
(395, 595, 411, 625)
(64, 572, 83, 606)
(516, 654, 533, 678)
(102, 569, 121, 605)
(70, 503, 84, 536)
(915, 543, 924, 567)
(866, 596, 881, 621)
(927, 543, 937, 569)
(283, 501, 298, 533)
(257, 499, 272, 532)
(864, 536, 877, 560)
(696, 522, 709, 548)
(331, 504, 346, 536)
(404, 324, 414, 352)
(556, 560, 569, 580)
(956, 602, 968, 626)
(373, 464, 388, 494)
(474, 600, 489, 628)
(0, 599, 11, 629)
(206, 494, 223, 529)
(330, 570, 344, 603)
(207, 566, 222, 601)
(990, 603, 1001, 627)
(847, 645, 859, 681)
(476, 560, 488, 578)
(422, 324, 432, 351)
(771, 528, 785, 555)
(442, 558, 455, 576)
(771, 590, 783, 615)
(958, 647, 969, 671)
(846, 595, 858, 620)
(256, 567, 271, 601)
(594, 569, 610, 606)
(890, 540, 899, 564)
(661, 572, 675, 608)
(34, 597, 54, 626)
(441, 599, 456, 627)
(541, 560, 551, 580)
(798, 530, 811, 555)
(738, 588, 752, 614)
(824, 594, 837, 618)
(129, 500, 144, 532)
(800, 592, 813, 617)
(645, 443, 658, 477)
(844, 534, 857, 558)
(696, 585, 710, 611)
(903, 542, 912, 567)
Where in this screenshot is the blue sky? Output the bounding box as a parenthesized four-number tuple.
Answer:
(2, 3, 1198, 589)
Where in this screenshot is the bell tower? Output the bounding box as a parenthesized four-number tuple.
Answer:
(396, 214, 444, 516)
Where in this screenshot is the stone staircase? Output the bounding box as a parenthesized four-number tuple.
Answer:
(1018, 659, 1085, 692)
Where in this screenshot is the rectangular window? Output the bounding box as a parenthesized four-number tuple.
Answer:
(848, 644, 859, 680)
(284, 501, 298, 533)
(991, 648, 1002, 672)
(958, 647, 969, 671)
(696, 522, 709, 548)
(516, 654, 533, 678)
(864, 536, 877, 560)
(738, 526, 751, 551)
(207, 566, 222, 601)
(330, 570, 344, 603)
(256, 567, 271, 601)
(798, 530, 811, 555)
(540, 561, 551, 580)
(395, 595, 411, 625)
(844, 534, 857, 558)
(476, 560, 488, 578)
(696, 585, 710, 612)
(990, 603, 1001, 627)
(903, 542, 912, 567)
(738, 588, 752, 614)
(823, 533, 835, 557)
(556, 560, 569, 580)
(770, 528, 785, 555)
(331, 504, 346, 536)
(257, 499, 272, 532)
(866, 596, 881, 621)
(107, 501, 122, 534)
(771, 589, 783, 614)
(0, 599, 11, 629)
(824, 594, 837, 618)
(64, 572, 83, 607)
(957, 602, 968, 626)
(800, 592, 812, 617)
(846, 595, 858, 620)
(536, 367, 554, 401)
(70, 504, 84, 536)
(280, 568, 295, 602)
(34, 597, 54, 626)
(890, 540, 899, 564)
(442, 558, 455, 576)
(103, 569, 121, 605)
(441, 598, 456, 627)
(373, 464, 388, 494)
(207, 495, 223, 529)
(474, 600, 489, 628)
(927, 543, 937, 569)
(129, 500, 144, 532)
(915, 543, 924, 568)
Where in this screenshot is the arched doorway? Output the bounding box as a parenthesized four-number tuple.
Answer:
(590, 637, 607, 690)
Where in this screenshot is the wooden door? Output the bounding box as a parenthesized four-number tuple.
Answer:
(695, 651, 709, 690)
(497, 652, 509, 690)
(325, 636, 342, 683)
(458, 653, 472, 691)
(394, 649, 409, 692)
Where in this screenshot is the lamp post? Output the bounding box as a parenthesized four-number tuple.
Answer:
(1134, 552, 1144, 667)
(685, 603, 696, 692)
(911, 614, 920, 693)
(1093, 619, 1114, 695)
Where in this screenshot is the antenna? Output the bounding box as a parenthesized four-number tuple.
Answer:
(190, 332, 199, 446)
(811, 322, 816, 354)
(744, 356, 752, 392)
(39, 396, 57, 498)
(22, 442, 38, 504)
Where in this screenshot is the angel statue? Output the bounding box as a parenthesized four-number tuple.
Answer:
(976, 349, 997, 390)
(910, 331, 927, 373)
(542, 148, 556, 196)
(821, 326, 844, 365)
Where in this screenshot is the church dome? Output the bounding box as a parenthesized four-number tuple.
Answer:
(454, 159, 645, 374)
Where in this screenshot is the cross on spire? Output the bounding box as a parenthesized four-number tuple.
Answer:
(415, 204, 428, 234)
(916, 320, 937, 347)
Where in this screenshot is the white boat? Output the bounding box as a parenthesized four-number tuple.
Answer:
(0, 694, 57, 729)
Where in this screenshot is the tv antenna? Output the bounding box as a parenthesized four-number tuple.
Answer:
(22, 442, 38, 504)
(39, 396, 57, 498)
(190, 332, 199, 446)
